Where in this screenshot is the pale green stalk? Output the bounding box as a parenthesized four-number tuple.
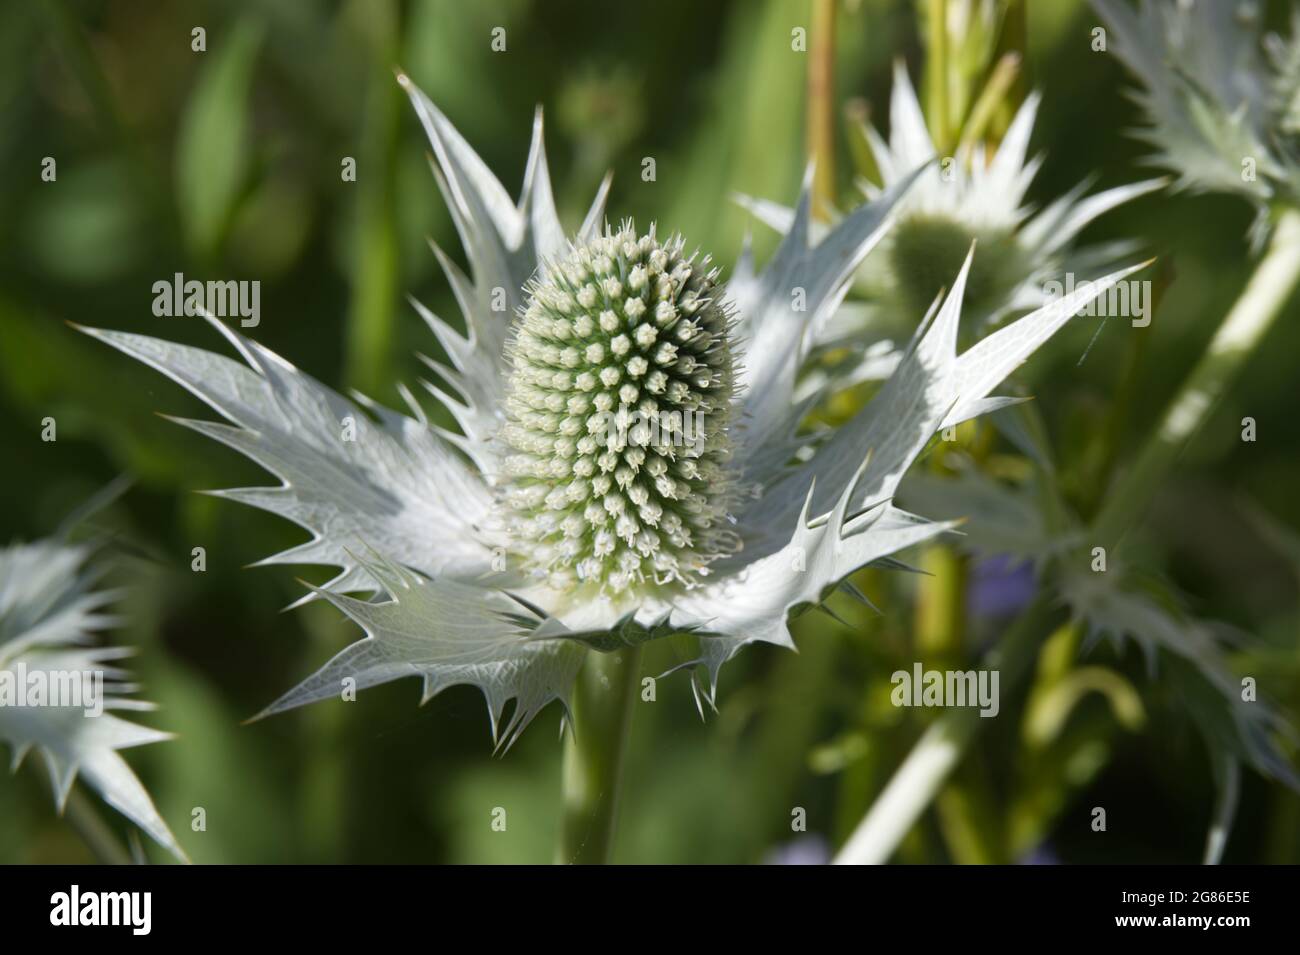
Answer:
(835, 595, 1054, 864)
(1093, 208, 1300, 549)
(924, 0, 951, 153)
(807, 0, 837, 221)
(957, 53, 1021, 153)
(344, 0, 402, 396)
(557, 646, 642, 864)
(63, 786, 134, 865)
(987, 0, 1027, 142)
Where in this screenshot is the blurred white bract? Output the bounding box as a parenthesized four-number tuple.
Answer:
(82, 73, 1142, 748)
(0, 539, 181, 858)
(1094, 0, 1300, 218)
(744, 64, 1162, 374)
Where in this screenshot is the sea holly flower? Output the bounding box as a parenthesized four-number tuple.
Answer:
(858, 64, 1162, 322)
(80, 73, 1142, 749)
(499, 226, 741, 594)
(743, 64, 1162, 381)
(0, 538, 182, 859)
(1093, 0, 1300, 226)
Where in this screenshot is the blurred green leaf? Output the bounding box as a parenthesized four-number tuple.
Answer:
(175, 19, 264, 260)
(1023, 665, 1145, 747)
(661, 0, 805, 262)
(27, 159, 145, 283)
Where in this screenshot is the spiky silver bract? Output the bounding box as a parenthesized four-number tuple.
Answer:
(81, 72, 1146, 747)
(741, 63, 1162, 386)
(895, 403, 1299, 791)
(502, 223, 738, 595)
(0, 540, 183, 859)
(1093, 0, 1300, 213)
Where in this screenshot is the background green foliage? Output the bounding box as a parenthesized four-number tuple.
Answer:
(1, 0, 1298, 863)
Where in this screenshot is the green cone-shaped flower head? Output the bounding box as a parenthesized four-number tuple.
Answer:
(500, 222, 738, 595)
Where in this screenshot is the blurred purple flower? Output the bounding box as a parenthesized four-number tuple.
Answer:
(764, 835, 831, 865)
(1018, 843, 1061, 865)
(968, 554, 1036, 619)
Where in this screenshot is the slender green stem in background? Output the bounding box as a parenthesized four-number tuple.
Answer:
(63, 787, 133, 865)
(957, 52, 1021, 153)
(844, 97, 882, 186)
(1093, 207, 1300, 550)
(915, 543, 966, 662)
(1009, 622, 1145, 855)
(1088, 261, 1173, 515)
(935, 764, 1001, 863)
(986, 0, 1027, 143)
(924, 0, 950, 153)
(558, 646, 642, 864)
(806, 0, 838, 221)
(915, 516, 1001, 861)
(836, 206, 1300, 865)
(345, 0, 402, 397)
(302, 698, 347, 862)
(834, 595, 1056, 864)
(1203, 753, 1240, 865)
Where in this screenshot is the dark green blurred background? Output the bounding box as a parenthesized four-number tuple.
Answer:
(2, 0, 1298, 863)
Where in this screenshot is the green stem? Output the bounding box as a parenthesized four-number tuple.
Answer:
(557, 646, 642, 864)
(915, 544, 965, 662)
(1085, 261, 1173, 516)
(63, 787, 133, 865)
(916, 530, 1001, 862)
(844, 98, 882, 186)
(806, 0, 837, 221)
(986, 0, 1027, 143)
(1093, 207, 1300, 550)
(918, 430, 1004, 862)
(935, 761, 1002, 863)
(834, 595, 1057, 864)
(344, 0, 402, 397)
(957, 52, 1021, 153)
(924, 0, 951, 154)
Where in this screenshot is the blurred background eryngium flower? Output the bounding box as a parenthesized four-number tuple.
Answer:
(1094, 0, 1300, 221)
(0, 536, 180, 860)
